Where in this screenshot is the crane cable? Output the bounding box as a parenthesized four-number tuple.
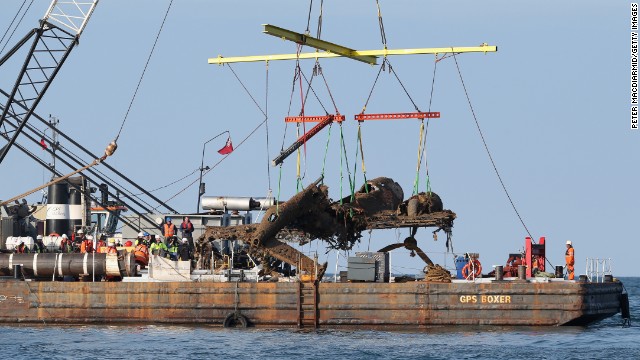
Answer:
(264, 61, 271, 190)
(451, 51, 535, 242)
(0, 0, 34, 54)
(413, 58, 439, 195)
(114, 0, 174, 143)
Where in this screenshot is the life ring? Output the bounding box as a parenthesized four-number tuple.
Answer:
(462, 259, 482, 279)
(223, 313, 248, 328)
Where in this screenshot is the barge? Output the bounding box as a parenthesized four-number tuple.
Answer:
(0, 272, 624, 328)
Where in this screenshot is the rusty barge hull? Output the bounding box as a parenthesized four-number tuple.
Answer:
(0, 280, 622, 327)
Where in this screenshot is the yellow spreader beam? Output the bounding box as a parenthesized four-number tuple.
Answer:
(208, 24, 497, 65)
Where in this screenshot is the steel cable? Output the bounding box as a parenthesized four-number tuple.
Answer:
(115, 0, 174, 142)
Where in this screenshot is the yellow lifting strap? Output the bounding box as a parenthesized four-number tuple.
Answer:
(358, 124, 367, 176)
(413, 121, 425, 195)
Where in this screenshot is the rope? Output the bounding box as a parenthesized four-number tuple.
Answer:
(451, 51, 535, 241)
(316, 0, 324, 39)
(162, 117, 269, 206)
(387, 61, 421, 112)
(131, 168, 199, 196)
(276, 164, 283, 215)
(375, 0, 388, 49)
(0, 0, 29, 50)
(0, 0, 34, 55)
(320, 123, 333, 182)
(264, 61, 271, 190)
(115, 0, 174, 142)
(412, 121, 424, 195)
(226, 63, 267, 117)
(305, 0, 314, 34)
(415, 58, 439, 194)
(0, 159, 99, 207)
(360, 63, 385, 113)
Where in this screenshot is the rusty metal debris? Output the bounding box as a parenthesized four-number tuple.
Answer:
(200, 176, 456, 280)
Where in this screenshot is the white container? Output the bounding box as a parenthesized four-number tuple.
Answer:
(42, 235, 63, 252)
(5, 236, 34, 251)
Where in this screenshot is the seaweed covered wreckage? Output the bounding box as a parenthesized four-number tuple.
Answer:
(197, 176, 455, 279)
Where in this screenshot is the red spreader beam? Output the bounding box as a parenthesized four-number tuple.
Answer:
(354, 112, 440, 121)
(285, 114, 345, 123)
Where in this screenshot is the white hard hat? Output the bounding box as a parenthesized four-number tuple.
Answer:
(138, 232, 145, 237)
(62, 234, 68, 239)
(182, 238, 188, 243)
(77, 229, 84, 234)
(566, 240, 572, 245)
(86, 235, 94, 240)
(36, 235, 43, 240)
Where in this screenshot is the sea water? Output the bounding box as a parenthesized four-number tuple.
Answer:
(0, 277, 637, 360)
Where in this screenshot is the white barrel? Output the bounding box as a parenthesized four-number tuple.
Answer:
(5, 236, 34, 251)
(201, 196, 276, 211)
(202, 197, 252, 211)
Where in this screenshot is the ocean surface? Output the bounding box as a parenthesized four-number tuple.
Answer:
(0, 277, 637, 360)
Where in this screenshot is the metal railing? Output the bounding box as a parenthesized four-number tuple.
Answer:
(585, 258, 612, 282)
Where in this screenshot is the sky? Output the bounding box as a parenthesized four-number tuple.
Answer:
(0, 1, 637, 276)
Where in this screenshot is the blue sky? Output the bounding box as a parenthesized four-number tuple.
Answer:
(1, 1, 636, 276)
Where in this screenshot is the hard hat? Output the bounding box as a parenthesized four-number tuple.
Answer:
(143, 232, 149, 236)
(166, 217, 172, 222)
(62, 234, 68, 239)
(124, 240, 133, 247)
(138, 232, 144, 237)
(108, 240, 115, 245)
(182, 238, 188, 243)
(566, 240, 572, 245)
(36, 235, 43, 240)
(86, 235, 93, 240)
(78, 229, 84, 234)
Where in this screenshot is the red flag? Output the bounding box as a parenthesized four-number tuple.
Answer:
(40, 137, 48, 150)
(217, 137, 233, 155)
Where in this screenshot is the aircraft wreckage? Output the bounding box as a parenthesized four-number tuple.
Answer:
(197, 176, 456, 277)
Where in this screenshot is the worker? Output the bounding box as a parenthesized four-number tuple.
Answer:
(565, 240, 575, 280)
(167, 237, 179, 260)
(180, 216, 194, 250)
(80, 235, 94, 253)
(33, 235, 46, 253)
(164, 217, 177, 238)
(16, 241, 28, 254)
(150, 236, 168, 256)
(96, 235, 107, 253)
(178, 238, 190, 261)
(107, 240, 118, 255)
(134, 239, 149, 267)
(59, 234, 73, 253)
(143, 232, 152, 247)
(136, 231, 146, 245)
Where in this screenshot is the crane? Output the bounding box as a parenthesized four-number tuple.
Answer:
(0, 0, 99, 165)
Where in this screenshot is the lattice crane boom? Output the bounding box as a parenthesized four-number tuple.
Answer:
(0, 0, 99, 165)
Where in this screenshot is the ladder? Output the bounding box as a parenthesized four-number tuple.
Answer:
(297, 281, 318, 329)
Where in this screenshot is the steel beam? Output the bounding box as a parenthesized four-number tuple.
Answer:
(209, 45, 497, 65)
(262, 24, 377, 65)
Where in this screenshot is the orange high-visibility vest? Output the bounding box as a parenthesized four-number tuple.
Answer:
(164, 223, 176, 237)
(565, 247, 574, 266)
